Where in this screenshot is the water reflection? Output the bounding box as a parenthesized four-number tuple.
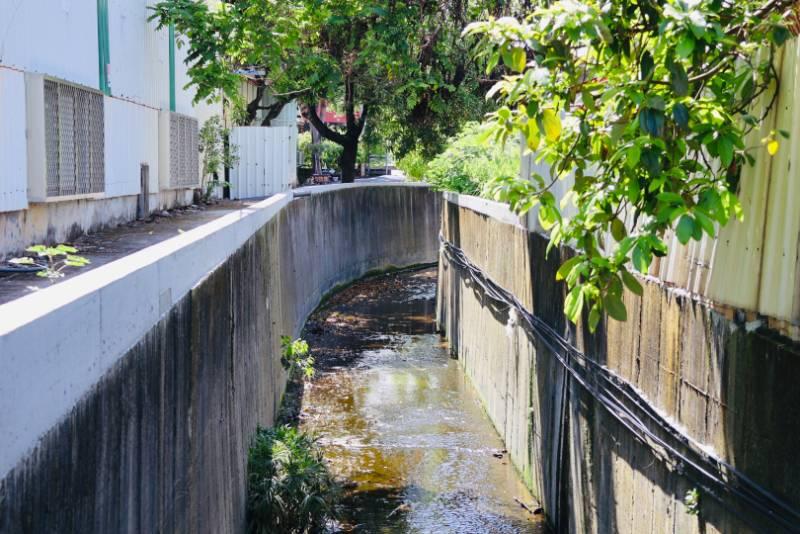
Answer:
(299, 268, 546, 533)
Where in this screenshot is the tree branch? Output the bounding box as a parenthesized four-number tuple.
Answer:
(303, 104, 347, 145)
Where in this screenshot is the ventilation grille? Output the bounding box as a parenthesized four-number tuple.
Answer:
(43, 80, 105, 197)
(169, 113, 199, 187)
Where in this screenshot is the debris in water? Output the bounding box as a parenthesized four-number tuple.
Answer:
(514, 496, 544, 515)
(387, 503, 413, 518)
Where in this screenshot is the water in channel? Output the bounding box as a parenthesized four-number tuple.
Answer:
(293, 267, 547, 533)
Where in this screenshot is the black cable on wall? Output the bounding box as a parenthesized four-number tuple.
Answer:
(439, 234, 800, 533)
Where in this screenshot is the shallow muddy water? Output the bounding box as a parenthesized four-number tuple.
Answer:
(296, 268, 546, 533)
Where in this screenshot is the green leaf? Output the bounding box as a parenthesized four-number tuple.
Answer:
(693, 210, 715, 237)
(626, 144, 641, 169)
(639, 108, 665, 137)
(486, 51, 500, 74)
(582, 89, 596, 112)
(556, 256, 582, 281)
(564, 286, 585, 323)
(772, 25, 791, 46)
(640, 51, 654, 80)
(718, 136, 734, 166)
(632, 245, 651, 273)
(604, 293, 627, 322)
(588, 306, 601, 332)
(542, 109, 562, 143)
(525, 122, 541, 151)
(676, 34, 695, 58)
(611, 218, 627, 242)
(641, 148, 661, 175)
(657, 192, 684, 205)
(668, 61, 689, 96)
(740, 76, 755, 101)
(675, 215, 695, 244)
(511, 47, 527, 72)
(672, 103, 689, 130)
(621, 270, 644, 296)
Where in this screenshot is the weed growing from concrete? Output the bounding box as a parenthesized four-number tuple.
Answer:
(281, 336, 315, 379)
(10, 244, 90, 281)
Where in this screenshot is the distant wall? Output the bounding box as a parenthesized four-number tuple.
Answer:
(0, 183, 440, 533)
(0, 1, 224, 255)
(437, 192, 800, 534)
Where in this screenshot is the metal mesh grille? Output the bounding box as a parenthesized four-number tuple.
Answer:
(169, 113, 199, 187)
(43, 80, 105, 197)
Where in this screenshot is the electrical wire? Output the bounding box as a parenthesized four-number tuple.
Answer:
(439, 234, 800, 533)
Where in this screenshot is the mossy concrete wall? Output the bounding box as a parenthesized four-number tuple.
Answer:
(0, 184, 440, 533)
(437, 193, 800, 534)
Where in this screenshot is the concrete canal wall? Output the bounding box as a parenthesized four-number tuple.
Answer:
(437, 192, 800, 534)
(0, 183, 440, 533)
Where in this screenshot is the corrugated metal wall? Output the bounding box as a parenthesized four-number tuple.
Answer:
(229, 127, 297, 199)
(652, 40, 800, 324)
(0, 0, 228, 215)
(0, 1, 98, 88)
(0, 67, 27, 213)
(104, 97, 159, 198)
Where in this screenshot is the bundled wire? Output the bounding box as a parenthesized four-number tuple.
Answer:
(440, 234, 800, 533)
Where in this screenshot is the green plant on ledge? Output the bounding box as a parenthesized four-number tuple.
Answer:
(10, 245, 90, 281)
(199, 115, 238, 202)
(280, 336, 315, 379)
(247, 426, 339, 534)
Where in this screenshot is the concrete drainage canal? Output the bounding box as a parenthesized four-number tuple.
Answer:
(279, 266, 547, 533)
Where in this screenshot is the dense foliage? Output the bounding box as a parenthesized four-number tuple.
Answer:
(467, 0, 794, 329)
(298, 132, 343, 171)
(149, 0, 499, 181)
(247, 426, 338, 533)
(401, 123, 520, 195)
(396, 150, 429, 181)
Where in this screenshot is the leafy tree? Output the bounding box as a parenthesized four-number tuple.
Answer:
(466, 0, 795, 330)
(150, 0, 497, 182)
(403, 122, 520, 195)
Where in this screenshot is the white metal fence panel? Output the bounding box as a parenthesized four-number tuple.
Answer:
(0, 1, 98, 89)
(0, 68, 28, 213)
(230, 126, 297, 199)
(104, 97, 159, 198)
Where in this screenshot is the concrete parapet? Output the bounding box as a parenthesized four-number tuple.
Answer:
(0, 182, 440, 533)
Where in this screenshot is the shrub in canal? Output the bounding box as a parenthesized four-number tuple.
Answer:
(246, 426, 338, 533)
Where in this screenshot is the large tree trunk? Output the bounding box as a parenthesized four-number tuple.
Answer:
(302, 90, 368, 184)
(339, 140, 358, 183)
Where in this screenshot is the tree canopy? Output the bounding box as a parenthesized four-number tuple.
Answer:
(150, 0, 502, 181)
(467, 0, 795, 329)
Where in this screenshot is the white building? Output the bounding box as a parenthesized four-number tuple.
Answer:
(0, 0, 222, 257)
